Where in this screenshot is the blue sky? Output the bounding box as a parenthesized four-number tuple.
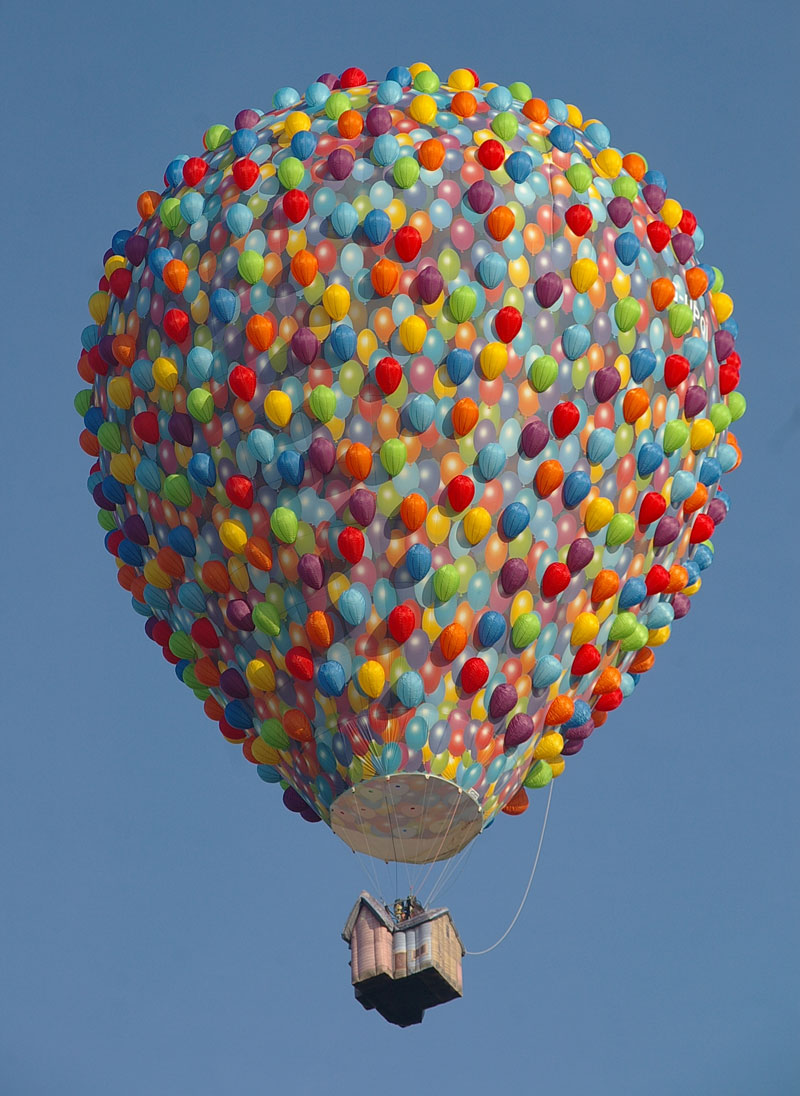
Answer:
(1, 1, 798, 1093)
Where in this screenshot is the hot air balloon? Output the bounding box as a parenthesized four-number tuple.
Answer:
(75, 61, 745, 1026)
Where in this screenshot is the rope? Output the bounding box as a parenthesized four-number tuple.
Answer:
(465, 781, 553, 956)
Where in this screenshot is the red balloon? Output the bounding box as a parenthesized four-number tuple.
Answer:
(340, 67, 367, 88)
(109, 268, 132, 299)
(338, 526, 365, 564)
(646, 221, 672, 252)
(594, 688, 623, 712)
(494, 306, 522, 344)
(133, 411, 160, 444)
(228, 365, 257, 401)
(477, 139, 505, 170)
(232, 158, 260, 190)
(164, 309, 190, 343)
(719, 364, 740, 394)
(461, 657, 489, 693)
(664, 354, 690, 389)
(565, 204, 592, 236)
(182, 157, 208, 186)
(388, 604, 415, 643)
(394, 226, 422, 262)
(639, 492, 667, 526)
(283, 189, 310, 223)
(690, 514, 715, 544)
(541, 561, 571, 599)
(286, 647, 314, 681)
(447, 475, 475, 512)
(551, 401, 580, 438)
(678, 209, 697, 235)
(375, 356, 402, 394)
(571, 644, 601, 676)
(226, 474, 254, 508)
(645, 565, 671, 595)
(191, 618, 220, 649)
(152, 619, 172, 646)
(105, 530, 124, 556)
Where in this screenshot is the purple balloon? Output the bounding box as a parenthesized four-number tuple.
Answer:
(534, 272, 563, 309)
(607, 196, 633, 228)
(366, 106, 392, 136)
(593, 365, 621, 404)
(92, 483, 116, 511)
(220, 667, 249, 699)
(417, 265, 444, 304)
(291, 328, 320, 366)
(566, 537, 594, 574)
(124, 235, 148, 266)
(642, 184, 665, 213)
(301, 807, 322, 823)
(283, 786, 307, 812)
(520, 417, 550, 458)
(499, 558, 529, 596)
(235, 108, 260, 130)
(298, 553, 325, 589)
(316, 72, 338, 90)
(672, 593, 691, 620)
(309, 437, 336, 474)
(653, 516, 681, 547)
(144, 617, 158, 640)
(707, 499, 727, 525)
(168, 412, 194, 447)
(123, 514, 150, 545)
(684, 386, 708, 418)
(561, 738, 584, 755)
(714, 330, 735, 363)
(327, 148, 354, 180)
(563, 719, 595, 741)
(466, 180, 494, 214)
(350, 488, 376, 527)
(489, 683, 518, 721)
(504, 713, 534, 748)
(226, 600, 254, 632)
(98, 334, 116, 368)
(672, 232, 694, 264)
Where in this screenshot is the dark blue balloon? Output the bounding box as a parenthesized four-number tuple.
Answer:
(684, 560, 701, 585)
(111, 229, 131, 254)
(446, 348, 473, 385)
(697, 457, 721, 486)
(562, 470, 591, 509)
(148, 247, 173, 278)
(693, 544, 714, 571)
(224, 700, 253, 730)
(83, 406, 104, 435)
(564, 699, 592, 729)
(277, 450, 305, 486)
(477, 611, 505, 647)
(118, 539, 144, 566)
(210, 288, 238, 322)
(615, 232, 641, 266)
(168, 525, 197, 557)
(500, 502, 530, 539)
(175, 659, 190, 682)
(385, 65, 412, 86)
(329, 323, 357, 361)
(630, 347, 657, 382)
(189, 452, 217, 487)
(290, 130, 317, 161)
(406, 543, 432, 581)
(715, 488, 731, 512)
(721, 318, 739, 339)
(363, 209, 391, 244)
(637, 443, 664, 477)
(619, 576, 647, 609)
(232, 128, 258, 157)
(332, 733, 353, 767)
(101, 475, 127, 505)
(505, 151, 533, 182)
(318, 661, 346, 697)
(164, 156, 189, 188)
(643, 169, 667, 192)
(549, 124, 575, 152)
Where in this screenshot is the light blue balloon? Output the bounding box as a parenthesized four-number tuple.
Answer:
(407, 393, 436, 433)
(338, 588, 366, 626)
(671, 470, 696, 506)
(532, 655, 562, 690)
(562, 324, 591, 361)
(373, 134, 400, 166)
(586, 427, 615, 464)
(135, 459, 161, 492)
(180, 192, 205, 224)
(178, 582, 207, 614)
(396, 672, 424, 708)
(647, 602, 675, 629)
(331, 203, 358, 238)
(247, 428, 275, 464)
(478, 443, 505, 481)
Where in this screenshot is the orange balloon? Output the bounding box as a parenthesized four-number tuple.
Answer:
(545, 695, 575, 726)
(337, 110, 363, 138)
(523, 223, 545, 255)
(345, 442, 372, 480)
(196, 658, 221, 687)
(202, 560, 230, 594)
(650, 277, 675, 312)
(452, 397, 479, 436)
(112, 334, 137, 367)
(156, 546, 184, 578)
(204, 695, 225, 721)
(685, 267, 708, 299)
(622, 153, 646, 181)
(137, 190, 161, 219)
(591, 569, 620, 602)
(306, 611, 335, 648)
(484, 534, 508, 573)
(284, 709, 313, 742)
(245, 314, 275, 351)
(80, 429, 101, 456)
(400, 493, 428, 531)
(629, 647, 655, 674)
(290, 249, 318, 287)
(535, 459, 564, 497)
(666, 565, 688, 593)
(486, 205, 515, 241)
(440, 623, 467, 661)
(623, 387, 651, 423)
(371, 258, 400, 296)
(522, 98, 548, 123)
(163, 259, 189, 294)
(245, 536, 273, 571)
(593, 667, 621, 694)
(418, 138, 445, 170)
(683, 483, 708, 515)
(502, 787, 529, 815)
(451, 92, 477, 118)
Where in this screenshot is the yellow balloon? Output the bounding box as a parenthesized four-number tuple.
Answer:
(229, 557, 250, 592)
(534, 732, 564, 761)
(550, 758, 566, 778)
(246, 659, 276, 693)
(711, 292, 734, 322)
(660, 198, 683, 228)
(571, 258, 598, 294)
(88, 290, 110, 324)
(409, 94, 437, 125)
(648, 626, 671, 647)
(104, 254, 127, 278)
(107, 376, 133, 410)
(463, 507, 491, 544)
(690, 418, 716, 451)
(480, 342, 508, 380)
(510, 590, 534, 624)
(322, 283, 350, 321)
(566, 103, 583, 127)
(109, 453, 135, 484)
(422, 607, 443, 642)
(585, 497, 615, 533)
(571, 612, 600, 647)
(399, 315, 427, 353)
(153, 356, 179, 391)
(219, 519, 248, 554)
(143, 560, 171, 589)
(264, 390, 292, 427)
(594, 148, 622, 178)
(358, 660, 386, 698)
(448, 68, 476, 90)
(284, 111, 311, 137)
(251, 738, 281, 765)
(611, 271, 631, 300)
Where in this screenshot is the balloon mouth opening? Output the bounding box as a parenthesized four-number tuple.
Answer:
(330, 774, 483, 864)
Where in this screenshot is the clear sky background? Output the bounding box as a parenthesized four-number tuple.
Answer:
(1, 2, 797, 1093)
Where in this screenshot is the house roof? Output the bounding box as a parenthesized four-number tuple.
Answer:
(341, 891, 465, 954)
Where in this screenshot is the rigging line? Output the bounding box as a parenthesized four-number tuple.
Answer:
(352, 790, 383, 901)
(412, 771, 433, 896)
(415, 792, 462, 902)
(385, 778, 412, 898)
(465, 781, 554, 956)
(427, 837, 475, 909)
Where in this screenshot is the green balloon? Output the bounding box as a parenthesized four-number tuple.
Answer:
(512, 612, 541, 648)
(612, 176, 638, 200)
(433, 564, 459, 602)
(277, 157, 304, 189)
(182, 666, 202, 691)
(309, 385, 336, 422)
(620, 622, 650, 652)
(192, 686, 211, 702)
(614, 297, 642, 333)
(711, 266, 724, 293)
(159, 197, 183, 230)
(169, 631, 197, 660)
(260, 718, 290, 749)
(325, 92, 350, 120)
(414, 70, 440, 93)
(449, 285, 477, 323)
(238, 250, 265, 284)
(97, 510, 116, 531)
(74, 389, 92, 416)
(380, 438, 406, 477)
(523, 760, 553, 789)
(709, 403, 732, 433)
(271, 506, 298, 543)
(668, 303, 693, 338)
(164, 474, 193, 508)
(728, 392, 746, 421)
(663, 420, 689, 454)
(253, 601, 282, 637)
(509, 81, 532, 102)
(609, 612, 637, 641)
(430, 752, 449, 775)
(97, 422, 122, 453)
(204, 124, 231, 150)
(393, 156, 420, 189)
(565, 163, 593, 193)
(528, 354, 558, 392)
(187, 388, 214, 423)
(492, 111, 518, 141)
(605, 513, 635, 547)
